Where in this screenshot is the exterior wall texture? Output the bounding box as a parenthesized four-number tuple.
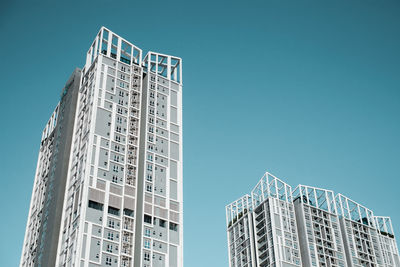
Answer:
(20, 27, 183, 267)
(20, 68, 81, 267)
(226, 172, 400, 267)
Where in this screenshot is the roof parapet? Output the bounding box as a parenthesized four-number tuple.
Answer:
(226, 171, 396, 232)
(85, 27, 142, 71)
(225, 194, 252, 228)
(293, 185, 337, 214)
(251, 172, 293, 208)
(375, 216, 395, 238)
(143, 51, 182, 84)
(335, 193, 376, 228)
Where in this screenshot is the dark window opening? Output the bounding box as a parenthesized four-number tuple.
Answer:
(144, 214, 152, 224)
(159, 219, 166, 228)
(169, 222, 178, 231)
(88, 200, 103, 211)
(124, 208, 134, 217)
(120, 56, 131, 64)
(108, 206, 120, 216)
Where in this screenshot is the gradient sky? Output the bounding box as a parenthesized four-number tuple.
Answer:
(1, 0, 400, 266)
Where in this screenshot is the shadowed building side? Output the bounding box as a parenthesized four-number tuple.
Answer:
(20, 68, 81, 267)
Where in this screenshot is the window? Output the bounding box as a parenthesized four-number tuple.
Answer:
(123, 208, 134, 217)
(144, 252, 150, 261)
(112, 175, 118, 183)
(88, 200, 103, 211)
(144, 228, 151, 237)
(108, 219, 115, 228)
(107, 232, 114, 240)
(108, 206, 120, 216)
(144, 240, 150, 249)
(144, 215, 152, 224)
(146, 184, 152, 192)
(159, 219, 166, 228)
(170, 222, 178, 231)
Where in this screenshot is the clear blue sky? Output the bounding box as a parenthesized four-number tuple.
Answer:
(1, 0, 399, 266)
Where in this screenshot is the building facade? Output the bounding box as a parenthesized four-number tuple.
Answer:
(293, 185, 347, 267)
(226, 172, 400, 267)
(20, 27, 183, 267)
(20, 68, 82, 267)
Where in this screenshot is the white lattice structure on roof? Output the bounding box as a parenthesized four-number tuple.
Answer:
(226, 171, 400, 267)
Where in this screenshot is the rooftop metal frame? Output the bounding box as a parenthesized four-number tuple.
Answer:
(226, 171, 396, 232)
(293, 184, 337, 214)
(225, 194, 252, 228)
(251, 172, 293, 208)
(336, 193, 376, 228)
(143, 51, 182, 84)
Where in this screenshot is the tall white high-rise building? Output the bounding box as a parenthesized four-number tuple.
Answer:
(226, 172, 400, 267)
(20, 27, 183, 267)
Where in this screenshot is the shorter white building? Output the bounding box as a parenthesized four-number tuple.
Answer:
(227, 173, 302, 267)
(226, 172, 400, 267)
